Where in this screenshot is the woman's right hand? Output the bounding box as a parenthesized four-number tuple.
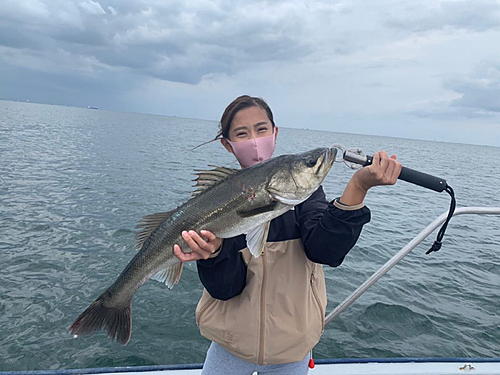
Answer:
(173, 230, 222, 262)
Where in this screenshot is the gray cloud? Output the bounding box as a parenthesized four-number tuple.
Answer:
(409, 60, 500, 120)
(0, 0, 345, 84)
(2, 0, 500, 146)
(384, 0, 500, 33)
(445, 63, 500, 113)
(409, 102, 497, 120)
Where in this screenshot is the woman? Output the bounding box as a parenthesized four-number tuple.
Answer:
(173, 95, 402, 374)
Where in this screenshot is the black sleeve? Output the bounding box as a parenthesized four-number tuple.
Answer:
(196, 235, 247, 301)
(295, 186, 371, 267)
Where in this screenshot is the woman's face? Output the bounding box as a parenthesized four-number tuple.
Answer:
(226, 106, 275, 142)
(220, 105, 279, 167)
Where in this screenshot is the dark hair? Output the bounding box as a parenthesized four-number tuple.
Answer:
(216, 95, 275, 140)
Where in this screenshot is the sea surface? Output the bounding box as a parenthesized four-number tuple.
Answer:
(1, 100, 499, 371)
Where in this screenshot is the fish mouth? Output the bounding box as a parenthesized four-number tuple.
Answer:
(327, 148, 337, 165)
(315, 148, 336, 175)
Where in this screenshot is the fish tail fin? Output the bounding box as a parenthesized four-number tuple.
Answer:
(70, 291, 132, 345)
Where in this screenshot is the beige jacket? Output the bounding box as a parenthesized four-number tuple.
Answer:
(196, 238, 326, 365)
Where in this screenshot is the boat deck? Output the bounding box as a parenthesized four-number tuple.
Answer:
(3, 358, 500, 375)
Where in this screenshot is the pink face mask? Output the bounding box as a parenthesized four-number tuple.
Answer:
(226, 133, 276, 168)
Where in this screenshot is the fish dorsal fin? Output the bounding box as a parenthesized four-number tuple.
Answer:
(245, 222, 270, 258)
(151, 263, 184, 289)
(135, 210, 175, 251)
(191, 165, 239, 197)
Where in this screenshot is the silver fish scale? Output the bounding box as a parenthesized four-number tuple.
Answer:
(71, 147, 334, 344)
(107, 163, 275, 305)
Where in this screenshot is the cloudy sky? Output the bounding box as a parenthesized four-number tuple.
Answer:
(1, 0, 500, 146)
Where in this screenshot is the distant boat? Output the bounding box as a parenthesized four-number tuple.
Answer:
(87, 106, 98, 110)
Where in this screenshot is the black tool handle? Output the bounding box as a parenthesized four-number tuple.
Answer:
(344, 152, 447, 192)
(398, 166, 447, 192)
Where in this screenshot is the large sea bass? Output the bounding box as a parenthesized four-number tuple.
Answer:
(70, 147, 336, 345)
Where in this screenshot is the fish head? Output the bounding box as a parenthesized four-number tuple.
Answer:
(267, 147, 336, 205)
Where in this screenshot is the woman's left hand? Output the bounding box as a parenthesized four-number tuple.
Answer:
(340, 151, 402, 205)
(353, 151, 402, 191)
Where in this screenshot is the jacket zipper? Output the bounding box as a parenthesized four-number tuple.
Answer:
(310, 271, 325, 333)
(257, 252, 267, 364)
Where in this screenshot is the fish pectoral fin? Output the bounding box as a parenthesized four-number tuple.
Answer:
(135, 210, 176, 251)
(151, 263, 184, 289)
(236, 201, 278, 218)
(245, 222, 270, 258)
(191, 166, 240, 198)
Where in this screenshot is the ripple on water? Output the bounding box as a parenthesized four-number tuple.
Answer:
(357, 302, 436, 338)
(111, 228, 135, 237)
(1, 101, 500, 370)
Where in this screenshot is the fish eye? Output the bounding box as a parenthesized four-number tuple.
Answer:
(306, 158, 317, 167)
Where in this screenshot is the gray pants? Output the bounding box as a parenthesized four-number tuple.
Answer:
(201, 342, 310, 375)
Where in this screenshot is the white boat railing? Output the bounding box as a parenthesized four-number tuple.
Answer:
(325, 207, 500, 326)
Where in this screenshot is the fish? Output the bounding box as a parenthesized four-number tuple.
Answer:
(70, 147, 337, 345)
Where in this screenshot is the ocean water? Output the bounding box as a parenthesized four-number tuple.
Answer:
(0, 100, 499, 371)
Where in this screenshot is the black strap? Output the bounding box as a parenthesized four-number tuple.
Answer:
(426, 185, 456, 254)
